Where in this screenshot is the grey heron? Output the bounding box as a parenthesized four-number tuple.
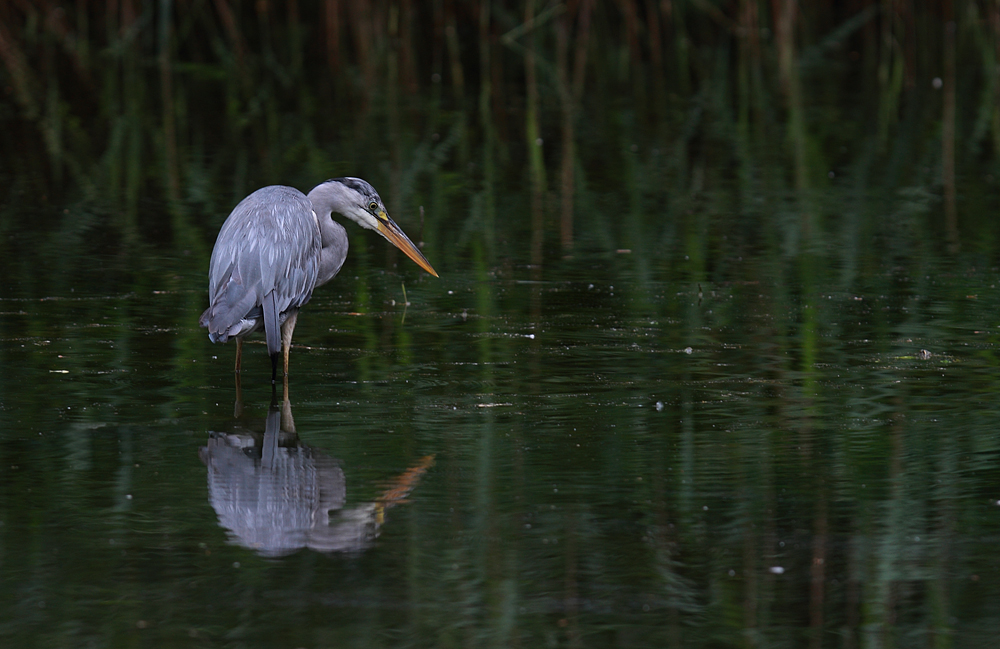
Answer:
(199, 177, 438, 384)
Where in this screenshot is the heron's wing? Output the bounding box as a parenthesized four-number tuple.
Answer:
(202, 186, 321, 346)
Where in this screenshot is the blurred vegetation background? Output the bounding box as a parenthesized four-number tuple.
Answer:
(1, 0, 998, 278)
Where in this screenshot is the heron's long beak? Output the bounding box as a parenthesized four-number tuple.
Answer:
(375, 212, 439, 277)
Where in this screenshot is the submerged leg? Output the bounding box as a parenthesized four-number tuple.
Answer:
(233, 369, 244, 418)
(280, 396, 295, 434)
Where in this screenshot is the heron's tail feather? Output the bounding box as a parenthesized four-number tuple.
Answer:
(199, 308, 224, 343)
(201, 287, 260, 343)
(262, 291, 281, 358)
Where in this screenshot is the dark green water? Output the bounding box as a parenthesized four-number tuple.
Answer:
(2, 236, 1000, 647)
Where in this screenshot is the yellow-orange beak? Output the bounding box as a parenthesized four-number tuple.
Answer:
(375, 211, 439, 277)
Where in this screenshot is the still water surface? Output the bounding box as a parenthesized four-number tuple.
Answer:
(2, 244, 1000, 647)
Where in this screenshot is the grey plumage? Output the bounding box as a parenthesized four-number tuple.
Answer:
(200, 186, 322, 353)
(200, 177, 437, 383)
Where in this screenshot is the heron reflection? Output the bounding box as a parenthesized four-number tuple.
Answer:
(200, 398, 433, 557)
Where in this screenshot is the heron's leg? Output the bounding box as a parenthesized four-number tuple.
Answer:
(233, 369, 244, 418)
(280, 311, 299, 375)
(280, 395, 296, 434)
(234, 338, 243, 373)
(279, 311, 299, 400)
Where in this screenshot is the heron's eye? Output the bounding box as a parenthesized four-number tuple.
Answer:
(368, 201, 379, 212)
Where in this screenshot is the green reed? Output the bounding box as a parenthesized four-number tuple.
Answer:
(1, 1, 997, 275)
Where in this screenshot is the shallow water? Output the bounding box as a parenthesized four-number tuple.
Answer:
(2, 240, 1000, 647)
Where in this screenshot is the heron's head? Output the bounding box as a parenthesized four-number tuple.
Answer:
(309, 177, 438, 277)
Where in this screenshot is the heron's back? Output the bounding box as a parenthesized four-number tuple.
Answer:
(200, 186, 322, 344)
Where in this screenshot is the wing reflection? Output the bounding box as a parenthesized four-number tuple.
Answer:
(199, 398, 433, 557)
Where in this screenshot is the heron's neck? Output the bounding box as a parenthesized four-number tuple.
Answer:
(308, 182, 356, 287)
(316, 215, 348, 287)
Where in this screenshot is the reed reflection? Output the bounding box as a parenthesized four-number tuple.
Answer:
(199, 396, 433, 557)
